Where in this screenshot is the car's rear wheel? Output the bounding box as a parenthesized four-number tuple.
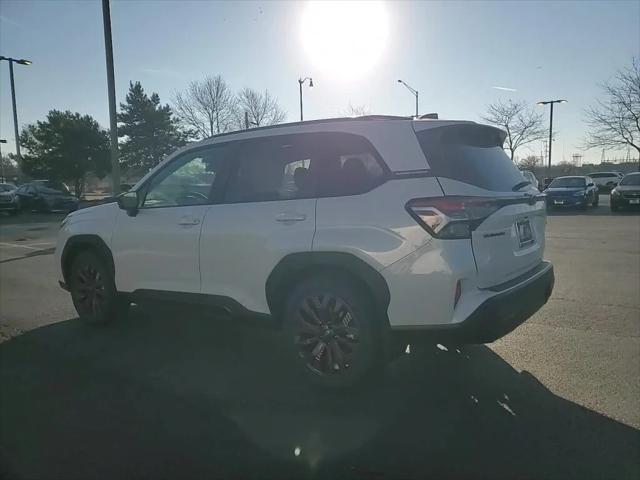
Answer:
(282, 274, 381, 388)
(69, 251, 128, 325)
(593, 194, 599, 207)
(611, 201, 619, 212)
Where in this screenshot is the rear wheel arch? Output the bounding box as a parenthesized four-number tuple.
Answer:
(266, 252, 391, 326)
(62, 235, 115, 286)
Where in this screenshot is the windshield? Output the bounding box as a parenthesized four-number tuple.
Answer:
(0, 184, 14, 192)
(549, 177, 586, 188)
(619, 174, 640, 186)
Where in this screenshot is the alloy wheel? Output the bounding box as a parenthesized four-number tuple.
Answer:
(75, 264, 106, 315)
(294, 294, 360, 376)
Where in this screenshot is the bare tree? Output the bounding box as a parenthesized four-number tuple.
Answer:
(518, 154, 539, 170)
(236, 88, 286, 128)
(481, 100, 547, 161)
(341, 103, 371, 117)
(584, 58, 640, 168)
(173, 75, 236, 138)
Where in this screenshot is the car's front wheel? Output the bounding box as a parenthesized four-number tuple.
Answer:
(282, 274, 381, 388)
(69, 251, 128, 325)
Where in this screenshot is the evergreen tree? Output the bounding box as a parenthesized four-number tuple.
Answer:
(20, 110, 109, 197)
(118, 81, 186, 173)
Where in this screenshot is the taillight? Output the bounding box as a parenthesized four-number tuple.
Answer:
(405, 196, 502, 239)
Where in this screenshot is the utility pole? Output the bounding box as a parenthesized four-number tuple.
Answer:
(102, 0, 120, 195)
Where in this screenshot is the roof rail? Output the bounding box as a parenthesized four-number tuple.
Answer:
(203, 115, 414, 141)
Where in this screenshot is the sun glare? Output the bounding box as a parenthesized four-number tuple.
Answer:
(301, 1, 389, 81)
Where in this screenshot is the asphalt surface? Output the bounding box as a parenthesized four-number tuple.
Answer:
(0, 196, 639, 479)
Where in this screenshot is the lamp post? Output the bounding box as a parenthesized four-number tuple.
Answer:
(298, 77, 313, 121)
(0, 139, 6, 180)
(537, 99, 567, 174)
(0, 56, 31, 170)
(397, 79, 418, 118)
(101, 0, 120, 195)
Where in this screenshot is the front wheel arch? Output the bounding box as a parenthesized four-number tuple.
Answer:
(62, 235, 115, 288)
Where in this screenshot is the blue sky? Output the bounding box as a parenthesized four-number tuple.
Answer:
(1, 0, 638, 164)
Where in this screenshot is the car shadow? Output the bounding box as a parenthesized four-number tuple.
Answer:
(0, 307, 638, 480)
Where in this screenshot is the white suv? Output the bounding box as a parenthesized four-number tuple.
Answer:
(56, 116, 554, 387)
(589, 171, 623, 191)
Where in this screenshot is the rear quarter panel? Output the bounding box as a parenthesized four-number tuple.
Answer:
(313, 177, 444, 269)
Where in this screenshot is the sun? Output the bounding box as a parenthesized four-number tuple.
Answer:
(301, 1, 389, 81)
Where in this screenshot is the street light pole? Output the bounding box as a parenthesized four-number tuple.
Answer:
(0, 56, 31, 173)
(101, 0, 120, 195)
(0, 139, 6, 180)
(397, 79, 419, 117)
(537, 99, 567, 174)
(298, 77, 313, 121)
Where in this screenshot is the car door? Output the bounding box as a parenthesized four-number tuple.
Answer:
(111, 144, 231, 294)
(16, 185, 34, 209)
(199, 134, 317, 315)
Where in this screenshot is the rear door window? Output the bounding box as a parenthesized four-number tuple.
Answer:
(415, 124, 524, 192)
(224, 132, 386, 203)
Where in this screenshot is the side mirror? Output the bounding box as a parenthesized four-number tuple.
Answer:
(117, 191, 139, 216)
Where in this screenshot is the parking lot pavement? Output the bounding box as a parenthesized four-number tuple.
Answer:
(0, 197, 639, 479)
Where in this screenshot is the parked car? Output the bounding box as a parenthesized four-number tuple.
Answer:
(544, 176, 599, 209)
(16, 181, 79, 213)
(519, 169, 541, 191)
(610, 172, 640, 211)
(588, 171, 623, 191)
(56, 116, 554, 388)
(0, 182, 20, 214)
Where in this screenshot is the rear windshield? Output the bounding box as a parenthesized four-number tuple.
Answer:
(549, 177, 585, 188)
(620, 174, 640, 186)
(415, 124, 524, 191)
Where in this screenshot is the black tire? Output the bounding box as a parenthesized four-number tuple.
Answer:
(592, 195, 599, 207)
(69, 251, 128, 325)
(611, 202, 619, 212)
(282, 273, 382, 388)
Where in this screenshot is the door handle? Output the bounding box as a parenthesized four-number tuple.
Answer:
(178, 216, 201, 226)
(276, 213, 307, 222)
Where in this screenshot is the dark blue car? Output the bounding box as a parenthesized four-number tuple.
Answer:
(544, 176, 599, 210)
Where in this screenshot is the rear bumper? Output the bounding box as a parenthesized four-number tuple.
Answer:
(612, 197, 640, 207)
(546, 197, 586, 207)
(391, 262, 554, 344)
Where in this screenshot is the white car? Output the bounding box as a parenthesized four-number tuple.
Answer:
(588, 171, 623, 191)
(56, 116, 554, 387)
